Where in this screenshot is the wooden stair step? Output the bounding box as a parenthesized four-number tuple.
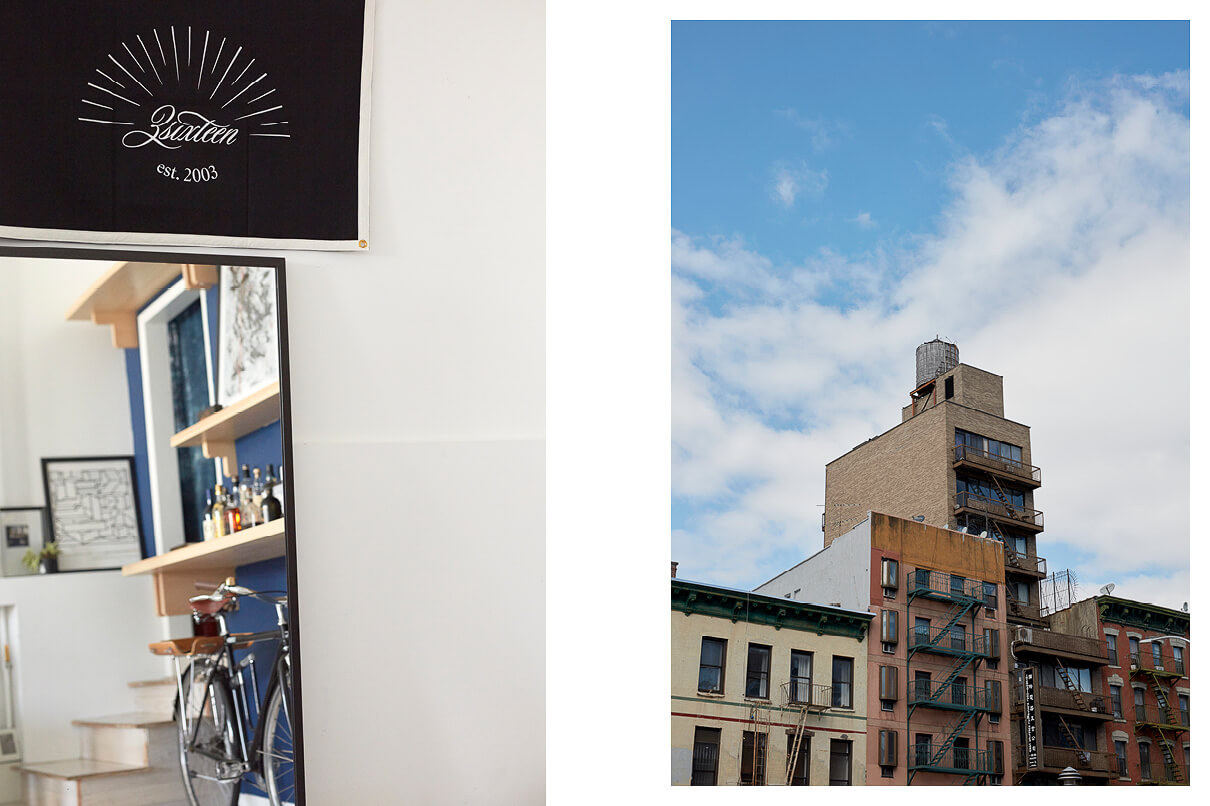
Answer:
(127, 678, 175, 689)
(19, 759, 147, 780)
(71, 713, 174, 729)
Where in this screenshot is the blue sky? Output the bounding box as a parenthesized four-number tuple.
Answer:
(671, 21, 1190, 608)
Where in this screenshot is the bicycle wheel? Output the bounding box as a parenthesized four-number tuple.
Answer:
(261, 675, 295, 806)
(176, 657, 241, 806)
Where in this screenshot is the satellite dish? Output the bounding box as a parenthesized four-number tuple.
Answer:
(978, 531, 988, 539)
(1099, 583, 1115, 596)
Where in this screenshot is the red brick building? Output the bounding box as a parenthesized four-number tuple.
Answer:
(1049, 595, 1189, 785)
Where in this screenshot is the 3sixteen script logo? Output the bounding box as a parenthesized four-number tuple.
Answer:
(79, 26, 288, 181)
(122, 105, 239, 149)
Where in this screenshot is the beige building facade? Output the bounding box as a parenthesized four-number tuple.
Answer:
(671, 579, 873, 785)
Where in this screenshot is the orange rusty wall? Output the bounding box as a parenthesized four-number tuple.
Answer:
(869, 512, 1004, 583)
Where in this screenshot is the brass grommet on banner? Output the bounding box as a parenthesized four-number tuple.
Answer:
(359, 240, 368, 248)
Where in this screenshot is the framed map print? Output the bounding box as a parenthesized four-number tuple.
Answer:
(41, 456, 147, 571)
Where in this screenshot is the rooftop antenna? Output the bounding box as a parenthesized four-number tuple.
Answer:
(1098, 583, 1115, 596)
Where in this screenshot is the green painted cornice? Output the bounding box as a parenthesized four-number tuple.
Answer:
(1097, 596, 1189, 637)
(671, 579, 872, 640)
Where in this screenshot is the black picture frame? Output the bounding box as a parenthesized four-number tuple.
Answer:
(41, 455, 148, 572)
(0, 506, 49, 575)
(1, 243, 304, 805)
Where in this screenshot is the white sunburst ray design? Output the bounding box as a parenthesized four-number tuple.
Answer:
(153, 29, 167, 68)
(197, 30, 210, 91)
(210, 46, 243, 101)
(136, 34, 162, 85)
(108, 52, 151, 96)
(171, 26, 180, 82)
(211, 37, 226, 75)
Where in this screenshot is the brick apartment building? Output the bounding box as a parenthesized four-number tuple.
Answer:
(1049, 595, 1190, 784)
(757, 512, 1013, 784)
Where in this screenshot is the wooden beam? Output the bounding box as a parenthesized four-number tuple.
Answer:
(91, 310, 138, 349)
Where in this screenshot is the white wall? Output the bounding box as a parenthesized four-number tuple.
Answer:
(0, 0, 546, 802)
(756, 517, 873, 611)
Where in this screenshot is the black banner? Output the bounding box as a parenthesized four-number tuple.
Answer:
(1023, 666, 1039, 768)
(0, 1, 371, 249)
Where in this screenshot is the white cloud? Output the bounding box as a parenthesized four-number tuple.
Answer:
(774, 108, 842, 151)
(674, 74, 1189, 601)
(851, 211, 876, 228)
(769, 161, 827, 207)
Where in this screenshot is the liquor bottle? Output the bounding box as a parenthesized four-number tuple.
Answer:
(261, 464, 283, 522)
(251, 466, 265, 516)
(212, 483, 227, 538)
(202, 488, 215, 541)
(239, 464, 258, 528)
(223, 478, 242, 533)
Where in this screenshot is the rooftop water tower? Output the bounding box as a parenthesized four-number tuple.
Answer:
(915, 338, 959, 387)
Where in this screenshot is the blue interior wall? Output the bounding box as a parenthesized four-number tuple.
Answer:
(123, 348, 156, 560)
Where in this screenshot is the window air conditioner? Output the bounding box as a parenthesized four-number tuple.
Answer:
(1015, 627, 1033, 644)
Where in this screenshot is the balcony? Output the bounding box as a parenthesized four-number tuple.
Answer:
(1016, 745, 1116, 777)
(910, 743, 993, 775)
(1135, 704, 1185, 729)
(954, 444, 1042, 489)
(1012, 682, 1112, 720)
(1004, 549, 1047, 578)
(779, 680, 833, 712)
(908, 568, 983, 605)
(909, 625, 988, 659)
(1006, 596, 1046, 626)
(1014, 628, 1109, 666)
(909, 681, 992, 712)
(1129, 653, 1187, 679)
(954, 492, 1044, 532)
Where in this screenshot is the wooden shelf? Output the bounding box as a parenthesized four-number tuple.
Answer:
(122, 519, 286, 616)
(65, 261, 219, 348)
(170, 382, 281, 476)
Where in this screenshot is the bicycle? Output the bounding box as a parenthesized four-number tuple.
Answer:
(149, 578, 295, 806)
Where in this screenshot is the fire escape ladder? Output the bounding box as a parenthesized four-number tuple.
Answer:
(1055, 715, 1091, 766)
(989, 474, 1013, 514)
(1053, 658, 1088, 711)
(1155, 732, 1184, 783)
(784, 704, 809, 786)
(750, 703, 771, 785)
(929, 710, 977, 767)
(1151, 678, 1178, 726)
(939, 600, 978, 636)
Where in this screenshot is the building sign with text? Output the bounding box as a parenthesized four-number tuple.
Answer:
(1023, 666, 1039, 768)
(0, 1, 372, 250)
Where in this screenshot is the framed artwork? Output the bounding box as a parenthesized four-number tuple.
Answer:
(218, 265, 280, 407)
(0, 0, 373, 249)
(41, 456, 146, 572)
(0, 507, 48, 577)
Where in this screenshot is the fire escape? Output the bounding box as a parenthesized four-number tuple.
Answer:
(906, 568, 993, 785)
(1131, 652, 1188, 785)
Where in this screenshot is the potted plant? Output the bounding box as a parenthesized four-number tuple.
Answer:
(22, 541, 61, 574)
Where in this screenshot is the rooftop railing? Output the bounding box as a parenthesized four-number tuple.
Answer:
(909, 568, 984, 602)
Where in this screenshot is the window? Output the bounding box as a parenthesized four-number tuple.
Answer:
(1179, 694, 1189, 727)
(950, 574, 966, 597)
(697, 638, 725, 693)
(953, 737, 970, 770)
(984, 628, 1000, 660)
(988, 740, 1004, 775)
(879, 665, 898, 704)
(986, 679, 1002, 713)
(1106, 634, 1119, 666)
(745, 644, 771, 699)
(914, 616, 931, 648)
(880, 610, 898, 644)
(914, 670, 931, 702)
(1152, 641, 1164, 668)
(788, 735, 810, 786)
(1013, 581, 1030, 604)
(944, 375, 954, 399)
(1115, 740, 1128, 778)
(878, 730, 898, 769)
(914, 734, 932, 766)
(982, 581, 997, 610)
(1129, 636, 1141, 667)
(832, 657, 853, 708)
(1110, 685, 1123, 719)
(952, 677, 968, 706)
(1134, 687, 1147, 722)
(789, 650, 812, 704)
(740, 731, 767, 785)
(829, 739, 852, 786)
(691, 727, 720, 786)
(1139, 742, 1152, 780)
(950, 623, 966, 652)
(881, 558, 898, 590)
(1174, 645, 1185, 675)
(956, 474, 1025, 509)
(1013, 535, 1027, 555)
